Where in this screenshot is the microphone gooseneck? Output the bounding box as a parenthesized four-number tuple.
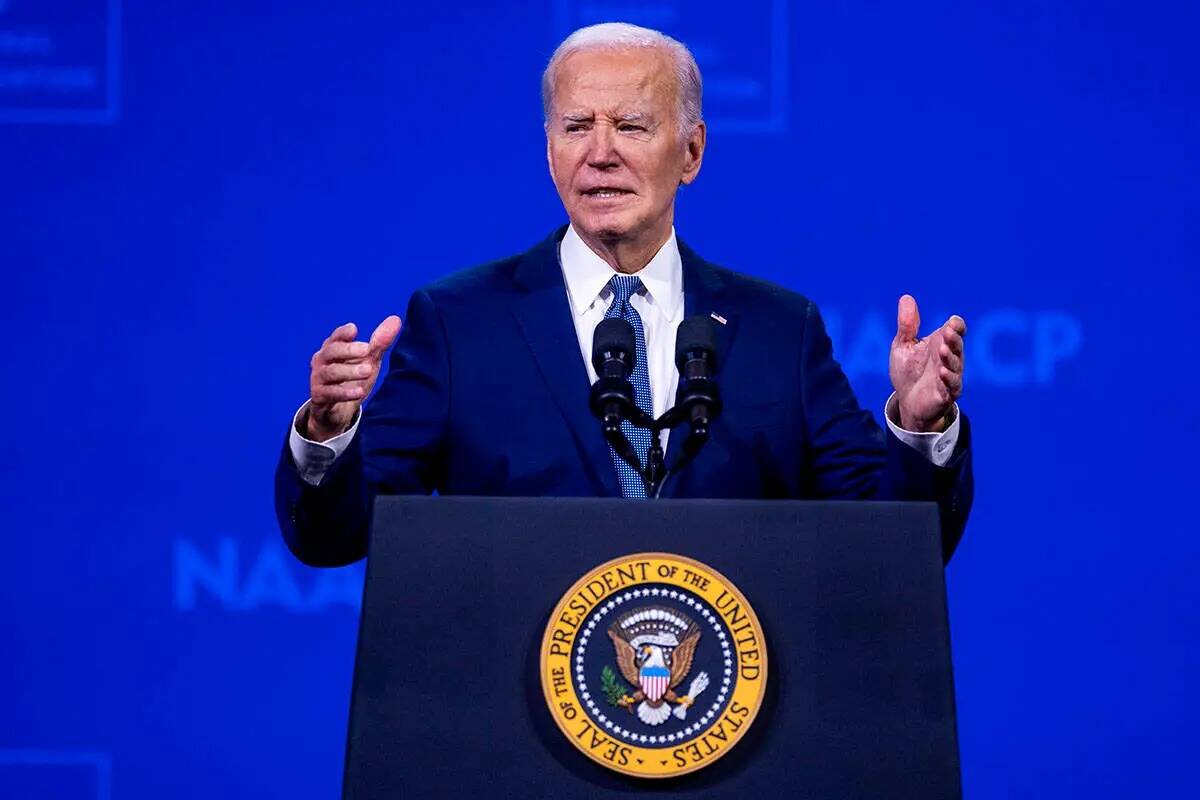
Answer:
(673, 316, 722, 441)
(588, 318, 647, 489)
(589, 318, 637, 435)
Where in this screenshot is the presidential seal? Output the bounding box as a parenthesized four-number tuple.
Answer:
(540, 553, 767, 778)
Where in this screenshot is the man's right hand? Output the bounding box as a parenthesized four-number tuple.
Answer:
(306, 316, 402, 442)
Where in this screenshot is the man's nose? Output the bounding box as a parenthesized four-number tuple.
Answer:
(585, 125, 620, 169)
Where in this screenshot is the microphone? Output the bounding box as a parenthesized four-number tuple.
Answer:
(674, 316, 722, 440)
(589, 318, 637, 436)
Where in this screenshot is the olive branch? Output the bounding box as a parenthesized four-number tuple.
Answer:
(600, 665, 627, 707)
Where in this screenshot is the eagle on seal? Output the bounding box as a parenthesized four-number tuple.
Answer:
(607, 604, 711, 726)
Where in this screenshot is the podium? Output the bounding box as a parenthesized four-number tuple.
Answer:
(344, 497, 960, 799)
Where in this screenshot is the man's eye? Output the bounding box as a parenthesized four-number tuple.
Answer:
(565, 124, 587, 133)
(619, 125, 646, 133)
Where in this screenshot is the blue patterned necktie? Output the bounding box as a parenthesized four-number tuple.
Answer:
(604, 275, 653, 498)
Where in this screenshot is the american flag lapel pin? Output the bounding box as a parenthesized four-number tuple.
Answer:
(710, 312, 728, 325)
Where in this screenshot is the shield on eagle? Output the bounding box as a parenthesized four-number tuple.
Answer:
(640, 664, 670, 702)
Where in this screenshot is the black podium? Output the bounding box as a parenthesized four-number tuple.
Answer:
(344, 497, 960, 799)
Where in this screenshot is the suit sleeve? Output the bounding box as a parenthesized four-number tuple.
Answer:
(797, 300, 973, 561)
(273, 289, 450, 566)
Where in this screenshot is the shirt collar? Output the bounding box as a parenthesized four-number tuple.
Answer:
(559, 224, 684, 322)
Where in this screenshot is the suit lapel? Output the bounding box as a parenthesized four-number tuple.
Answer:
(511, 228, 621, 497)
(662, 240, 740, 496)
(679, 239, 739, 370)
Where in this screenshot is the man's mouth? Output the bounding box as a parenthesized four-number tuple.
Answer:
(581, 187, 635, 198)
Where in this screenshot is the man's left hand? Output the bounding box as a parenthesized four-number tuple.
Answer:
(889, 294, 966, 433)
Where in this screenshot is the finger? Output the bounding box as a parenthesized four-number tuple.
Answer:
(369, 315, 402, 358)
(896, 294, 920, 343)
(315, 340, 371, 364)
(318, 362, 375, 384)
(324, 322, 358, 345)
(313, 383, 368, 403)
(939, 344, 962, 373)
(944, 314, 967, 336)
(942, 328, 964, 357)
(939, 365, 963, 399)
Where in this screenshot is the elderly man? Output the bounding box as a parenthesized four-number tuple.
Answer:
(275, 23, 973, 566)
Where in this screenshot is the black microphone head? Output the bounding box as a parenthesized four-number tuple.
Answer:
(675, 316, 720, 372)
(592, 318, 637, 374)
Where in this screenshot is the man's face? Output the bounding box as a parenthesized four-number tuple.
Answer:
(546, 47, 704, 248)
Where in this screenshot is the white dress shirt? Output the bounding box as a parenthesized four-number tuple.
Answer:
(560, 224, 683, 454)
(289, 225, 960, 485)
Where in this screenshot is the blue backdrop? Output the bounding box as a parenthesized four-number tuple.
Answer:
(2, 1, 1197, 797)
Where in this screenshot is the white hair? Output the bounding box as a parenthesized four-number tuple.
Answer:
(541, 22, 703, 138)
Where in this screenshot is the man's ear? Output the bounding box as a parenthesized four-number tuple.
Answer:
(679, 121, 707, 186)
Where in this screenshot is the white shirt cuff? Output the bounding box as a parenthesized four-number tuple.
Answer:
(287, 401, 361, 486)
(883, 393, 960, 467)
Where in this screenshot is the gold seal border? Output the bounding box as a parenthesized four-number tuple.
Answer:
(539, 552, 768, 778)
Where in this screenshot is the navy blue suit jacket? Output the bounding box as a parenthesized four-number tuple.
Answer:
(275, 227, 973, 567)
